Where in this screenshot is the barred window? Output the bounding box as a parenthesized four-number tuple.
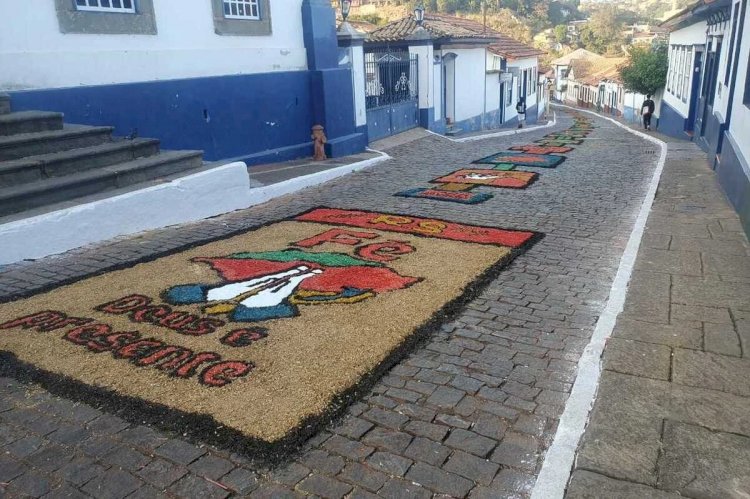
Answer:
(223, 0, 260, 19)
(75, 0, 136, 13)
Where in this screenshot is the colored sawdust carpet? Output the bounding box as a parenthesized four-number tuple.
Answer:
(0, 208, 540, 455)
(433, 169, 537, 189)
(543, 134, 585, 141)
(535, 139, 583, 146)
(473, 151, 566, 168)
(394, 187, 493, 204)
(509, 145, 572, 155)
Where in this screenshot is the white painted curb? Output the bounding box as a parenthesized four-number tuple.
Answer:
(0, 150, 390, 265)
(530, 104, 668, 499)
(425, 112, 557, 143)
(243, 149, 390, 207)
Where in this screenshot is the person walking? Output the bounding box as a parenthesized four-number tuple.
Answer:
(642, 95, 655, 131)
(516, 97, 527, 129)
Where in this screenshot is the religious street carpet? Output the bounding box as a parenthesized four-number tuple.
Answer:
(0, 207, 541, 456)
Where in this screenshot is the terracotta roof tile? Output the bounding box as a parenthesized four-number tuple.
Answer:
(569, 57, 627, 85)
(488, 33, 545, 60)
(367, 13, 501, 42)
(550, 48, 605, 66)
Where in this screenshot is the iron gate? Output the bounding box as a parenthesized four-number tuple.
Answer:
(364, 51, 419, 141)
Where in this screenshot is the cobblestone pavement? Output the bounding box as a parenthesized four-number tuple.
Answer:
(0, 111, 659, 498)
(567, 137, 750, 499)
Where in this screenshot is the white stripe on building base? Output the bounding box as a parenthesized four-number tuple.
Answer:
(426, 112, 557, 143)
(0, 151, 390, 265)
(530, 104, 668, 499)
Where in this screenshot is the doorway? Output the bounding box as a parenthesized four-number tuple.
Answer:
(442, 53, 457, 125)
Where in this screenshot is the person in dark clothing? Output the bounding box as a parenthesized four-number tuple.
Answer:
(516, 97, 527, 129)
(642, 95, 655, 130)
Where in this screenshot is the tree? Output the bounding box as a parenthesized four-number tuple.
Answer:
(619, 43, 668, 96)
(578, 5, 625, 54)
(553, 23, 567, 42)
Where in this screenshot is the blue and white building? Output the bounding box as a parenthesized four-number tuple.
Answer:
(660, 0, 750, 233)
(362, 13, 545, 140)
(0, 0, 365, 165)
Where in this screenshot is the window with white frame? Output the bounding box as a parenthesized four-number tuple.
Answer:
(667, 44, 693, 100)
(75, 0, 136, 13)
(682, 47, 692, 103)
(675, 47, 684, 99)
(223, 0, 260, 19)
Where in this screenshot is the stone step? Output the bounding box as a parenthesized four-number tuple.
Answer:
(0, 150, 204, 217)
(0, 110, 64, 136)
(0, 137, 160, 187)
(0, 94, 10, 115)
(0, 124, 114, 162)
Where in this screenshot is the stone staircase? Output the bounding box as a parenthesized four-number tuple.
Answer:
(0, 93, 204, 219)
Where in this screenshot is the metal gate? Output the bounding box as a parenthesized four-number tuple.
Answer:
(365, 51, 419, 141)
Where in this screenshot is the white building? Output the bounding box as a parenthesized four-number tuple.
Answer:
(551, 48, 605, 101)
(660, 0, 750, 234)
(362, 13, 545, 139)
(0, 0, 365, 165)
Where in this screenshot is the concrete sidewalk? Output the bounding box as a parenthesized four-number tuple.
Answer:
(566, 135, 750, 497)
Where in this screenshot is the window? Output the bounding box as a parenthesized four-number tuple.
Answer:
(211, 0, 270, 36)
(506, 84, 513, 106)
(676, 47, 684, 99)
(75, 0, 135, 13)
(56, 0, 156, 34)
(682, 47, 692, 103)
(223, 0, 260, 20)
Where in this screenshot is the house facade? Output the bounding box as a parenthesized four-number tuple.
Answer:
(0, 0, 365, 165)
(551, 48, 604, 101)
(362, 13, 546, 140)
(660, 0, 750, 233)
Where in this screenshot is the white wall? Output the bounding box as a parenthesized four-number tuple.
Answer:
(728, 1, 750, 165)
(663, 21, 707, 117)
(409, 43, 435, 113)
(710, 11, 740, 123)
(448, 48, 486, 122)
(511, 57, 539, 110)
(486, 73, 501, 114)
(350, 44, 367, 128)
(433, 62, 443, 121)
(0, 0, 307, 90)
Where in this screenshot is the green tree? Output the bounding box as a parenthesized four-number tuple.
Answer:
(437, 0, 458, 13)
(553, 23, 567, 42)
(619, 43, 668, 96)
(578, 5, 625, 54)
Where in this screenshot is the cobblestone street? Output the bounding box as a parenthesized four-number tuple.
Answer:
(0, 110, 661, 498)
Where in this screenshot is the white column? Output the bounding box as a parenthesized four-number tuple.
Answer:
(408, 36, 435, 128)
(350, 43, 366, 128)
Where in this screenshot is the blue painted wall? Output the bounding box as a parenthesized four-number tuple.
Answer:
(9, 72, 316, 165)
(623, 106, 636, 122)
(658, 100, 689, 139)
(715, 133, 750, 237)
(703, 111, 725, 160)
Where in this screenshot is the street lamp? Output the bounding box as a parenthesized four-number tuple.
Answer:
(414, 3, 425, 26)
(340, 0, 351, 22)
